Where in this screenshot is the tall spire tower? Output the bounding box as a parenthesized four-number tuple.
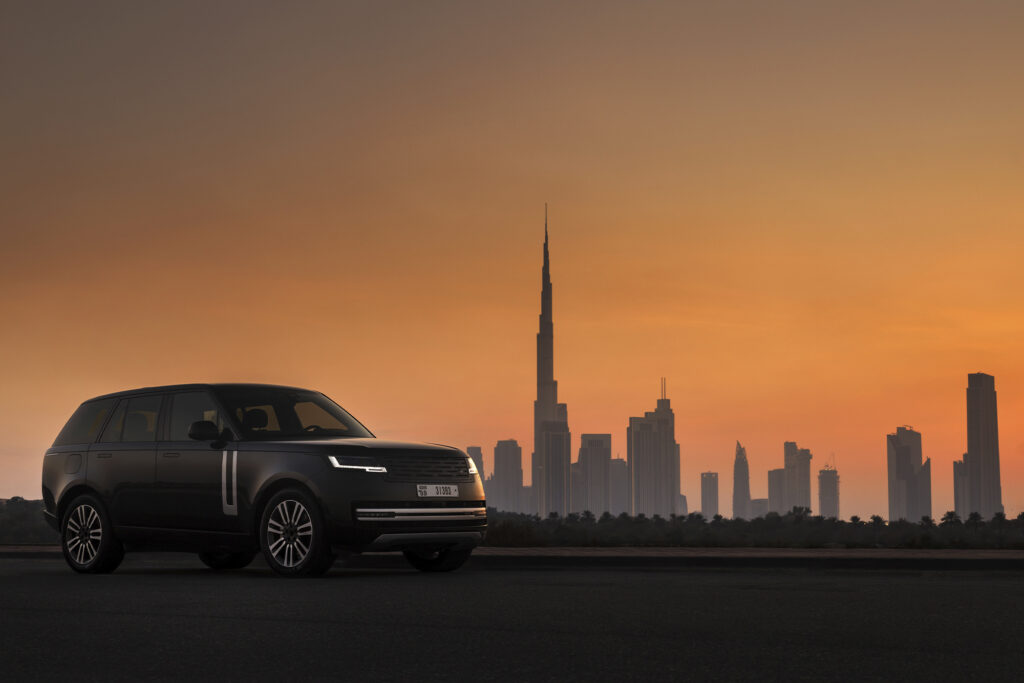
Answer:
(533, 204, 571, 517)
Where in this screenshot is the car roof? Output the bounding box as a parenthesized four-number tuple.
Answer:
(85, 383, 316, 402)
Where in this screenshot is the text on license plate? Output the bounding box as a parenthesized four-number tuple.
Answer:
(417, 484, 459, 497)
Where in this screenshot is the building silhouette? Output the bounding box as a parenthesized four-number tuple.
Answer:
(677, 494, 688, 516)
(732, 441, 751, 519)
(609, 458, 630, 515)
(627, 379, 681, 518)
(818, 466, 840, 519)
(953, 456, 968, 520)
(768, 468, 786, 514)
(466, 446, 485, 480)
(750, 498, 769, 518)
(701, 472, 719, 519)
(886, 426, 931, 522)
(577, 434, 611, 515)
(783, 442, 813, 513)
(963, 373, 1003, 518)
(533, 208, 571, 517)
(489, 439, 523, 513)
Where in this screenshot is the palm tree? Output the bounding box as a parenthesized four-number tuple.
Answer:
(940, 510, 961, 527)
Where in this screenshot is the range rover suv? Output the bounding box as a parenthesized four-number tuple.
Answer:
(42, 384, 486, 577)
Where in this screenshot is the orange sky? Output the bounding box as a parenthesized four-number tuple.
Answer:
(3, 2, 1024, 519)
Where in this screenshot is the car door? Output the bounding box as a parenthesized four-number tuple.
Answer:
(88, 394, 162, 527)
(155, 390, 241, 532)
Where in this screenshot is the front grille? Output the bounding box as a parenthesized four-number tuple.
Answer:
(381, 454, 473, 483)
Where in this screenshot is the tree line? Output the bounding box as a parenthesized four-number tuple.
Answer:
(0, 498, 58, 544)
(482, 508, 1024, 549)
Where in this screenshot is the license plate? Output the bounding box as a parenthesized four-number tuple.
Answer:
(417, 484, 459, 498)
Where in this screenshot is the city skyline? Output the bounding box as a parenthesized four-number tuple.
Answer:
(5, 3, 1024, 521)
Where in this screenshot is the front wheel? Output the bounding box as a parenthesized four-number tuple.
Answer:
(403, 547, 473, 572)
(259, 488, 334, 577)
(61, 494, 124, 574)
(199, 551, 256, 571)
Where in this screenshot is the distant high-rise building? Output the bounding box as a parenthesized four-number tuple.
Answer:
(609, 458, 630, 515)
(953, 456, 968, 520)
(732, 441, 751, 519)
(768, 468, 786, 514)
(627, 379, 681, 518)
(677, 494, 688, 516)
(701, 472, 719, 518)
(964, 373, 1003, 518)
(577, 434, 612, 515)
(490, 439, 523, 512)
(783, 442, 813, 513)
(466, 446, 485, 480)
(886, 426, 931, 522)
(818, 466, 840, 519)
(750, 498, 769, 519)
(533, 209, 571, 517)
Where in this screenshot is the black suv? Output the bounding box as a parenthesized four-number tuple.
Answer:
(42, 384, 486, 576)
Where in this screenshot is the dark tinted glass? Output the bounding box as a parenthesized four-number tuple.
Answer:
(214, 388, 372, 440)
(53, 399, 117, 446)
(168, 392, 224, 440)
(121, 395, 162, 442)
(100, 400, 127, 442)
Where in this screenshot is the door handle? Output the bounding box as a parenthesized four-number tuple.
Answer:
(162, 452, 180, 458)
(96, 452, 112, 459)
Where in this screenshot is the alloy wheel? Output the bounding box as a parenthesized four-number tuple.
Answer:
(65, 503, 102, 566)
(266, 499, 313, 568)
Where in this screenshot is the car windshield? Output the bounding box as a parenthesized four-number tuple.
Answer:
(213, 387, 373, 441)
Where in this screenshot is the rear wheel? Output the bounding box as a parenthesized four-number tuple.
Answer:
(198, 551, 256, 571)
(403, 547, 473, 572)
(61, 494, 124, 574)
(259, 488, 334, 577)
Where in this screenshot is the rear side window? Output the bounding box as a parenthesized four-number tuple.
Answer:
(168, 392, 224, 440)
(101, 395, 162, 443)
(53, 399, 118, 446)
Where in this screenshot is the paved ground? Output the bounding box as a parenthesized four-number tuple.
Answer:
(2, 553, 1023, 681)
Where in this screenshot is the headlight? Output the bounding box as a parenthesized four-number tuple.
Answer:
(466, 456, 479, 475)
(328, 455, 387, 473)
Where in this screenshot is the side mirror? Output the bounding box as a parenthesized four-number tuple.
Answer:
(188, 420, 220, 441)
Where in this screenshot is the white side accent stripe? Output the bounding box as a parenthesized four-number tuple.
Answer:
(221, 449, 238, 516)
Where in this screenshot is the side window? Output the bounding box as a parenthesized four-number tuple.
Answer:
(168, 392, 223, 441)
(53, 398, 117, 446)
(100, 400, 127, 443)
(235, 404, 280, 434)
(121, 395, 162, 442)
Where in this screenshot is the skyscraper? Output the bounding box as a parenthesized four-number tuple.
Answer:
(701, 472, 719, 519)
(768, 468, 786, 514)
(886, 426, 931, 522)
(609, 458, 630, 515)
(533, 207, 571, 517)
(783, 441, 813, 513)
(750, 498, 769, 518)
(953, 456, 968, 520)
(491, 439, 523, 513)
(732, 441, 751, 519)
(577, 434, 612, 515)
(964, 372, 1003, 518)
(818, 466, 840, 519)
(627, 379, 681, 518)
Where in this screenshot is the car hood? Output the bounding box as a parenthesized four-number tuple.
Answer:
(236, 437, 464, 456)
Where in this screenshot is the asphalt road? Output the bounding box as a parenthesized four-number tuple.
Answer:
(2, 553, 1023, 682)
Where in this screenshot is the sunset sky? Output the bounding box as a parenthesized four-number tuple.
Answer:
(4, 2, 1024, 519)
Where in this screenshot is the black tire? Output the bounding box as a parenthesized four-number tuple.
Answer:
(198, 551, 256, 571)
(403, 547, 473, 572)
(61, 494, 124, 574)
(259, 487, 334, 577)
